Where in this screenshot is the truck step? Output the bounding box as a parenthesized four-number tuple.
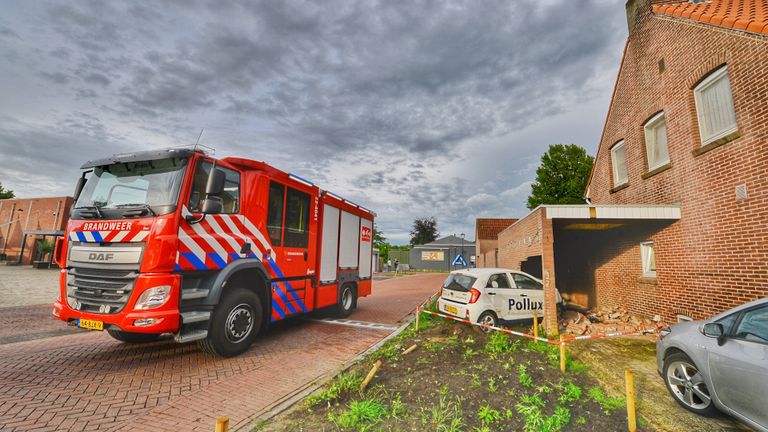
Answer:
(181, 311, 211, 324)
(181, 288, 210, 300)
(174, 329, 208, 343)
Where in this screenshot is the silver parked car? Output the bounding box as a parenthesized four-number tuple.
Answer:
(656, 298, 768, 431)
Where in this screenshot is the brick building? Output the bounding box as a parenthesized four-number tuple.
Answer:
(0, 197, 73, 265)
(475, 218, 517, 268)
(484, 0, 768, 333)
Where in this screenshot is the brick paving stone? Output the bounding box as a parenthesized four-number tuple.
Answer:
(0, 266, 60, 309)
(0, 275, 439, 431)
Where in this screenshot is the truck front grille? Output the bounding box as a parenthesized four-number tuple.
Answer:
(66, 267, 138, 314)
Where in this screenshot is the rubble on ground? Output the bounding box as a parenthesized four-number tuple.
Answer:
(559, 305, 667, 337)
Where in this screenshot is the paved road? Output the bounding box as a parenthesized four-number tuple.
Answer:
(0, 266, 59, 308)
(0, 273, 445, 432)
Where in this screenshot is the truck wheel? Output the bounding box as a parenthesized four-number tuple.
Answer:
(198, 288, 262, 357)
(107, 330, 161, 343)
(335, 284, 356, 318)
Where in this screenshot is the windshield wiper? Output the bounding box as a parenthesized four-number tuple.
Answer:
(116, 203, 157, 217)
(77, 206, 104, 219)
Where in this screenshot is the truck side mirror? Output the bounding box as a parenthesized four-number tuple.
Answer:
(703, 322, 727, 346)
(206, 168, 226, 196)
(201, 196, 223, 214)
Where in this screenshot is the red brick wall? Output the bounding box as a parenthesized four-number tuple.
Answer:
(497, 209, 543, 271)
(0, 197, 73, 264)
(587, 4, 768, 321)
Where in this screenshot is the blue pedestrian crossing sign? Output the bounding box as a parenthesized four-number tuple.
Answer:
(451, 254, 467, 267)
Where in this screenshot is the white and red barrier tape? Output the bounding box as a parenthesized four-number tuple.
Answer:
(416, 307, 561, 345)
(417, 306, 659, 346)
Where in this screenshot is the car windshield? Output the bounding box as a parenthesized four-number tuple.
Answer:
(442, 273, 476, 292)
(75, 157, 188, 215)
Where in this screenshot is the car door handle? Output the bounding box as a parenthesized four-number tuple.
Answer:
(520, 294, 528, 297)
(487, 292, 496, 296)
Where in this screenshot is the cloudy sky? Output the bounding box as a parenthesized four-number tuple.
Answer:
(0, 0, 627, 244)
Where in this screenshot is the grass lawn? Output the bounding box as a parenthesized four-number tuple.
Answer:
(255, 308, 638, 432)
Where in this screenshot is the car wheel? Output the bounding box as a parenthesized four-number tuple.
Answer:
(473, 311, 498, 334)
(107, 330, 161, 343)
(335, 284, 356, 318)
(198, 288, 262, 357)
(663, 352, 718, 417)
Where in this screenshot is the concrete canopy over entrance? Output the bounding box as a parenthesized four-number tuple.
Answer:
(496, 205, 681, 334)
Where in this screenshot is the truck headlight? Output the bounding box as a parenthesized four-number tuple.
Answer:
(134, 286, 171, 310)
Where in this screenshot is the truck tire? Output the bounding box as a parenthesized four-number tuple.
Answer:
(335, 284, 356, 318)
(107, 330, 161, 343)
(198, 288, 262, 357)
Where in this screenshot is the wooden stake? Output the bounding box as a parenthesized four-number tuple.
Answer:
(360, 360, 382, 392)
(559, 335, 566, 373)
(533, 312, 539, 343)
(215, 416, 229, 432)
(415, 308, 421, 332)
(626, 370, 637, 432)
(402, 344, 418, 355)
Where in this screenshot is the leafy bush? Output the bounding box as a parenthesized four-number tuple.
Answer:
(328, 399, 387, 431)
(477, 403, 502, 425)
(306, 372, 362, 406)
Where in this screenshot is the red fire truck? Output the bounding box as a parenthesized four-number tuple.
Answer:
(52, 147, 375, 357)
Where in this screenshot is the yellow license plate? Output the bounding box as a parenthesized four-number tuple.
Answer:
(445, 305, 458, 314)
(78, 319, 104, 331)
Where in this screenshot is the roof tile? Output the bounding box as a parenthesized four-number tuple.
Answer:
(652, 0, 768, 36)
(476, 218, 518, 240)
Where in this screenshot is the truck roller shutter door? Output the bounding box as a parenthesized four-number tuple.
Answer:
(338, 211, 360, 269)
(320, 204, 340, 283)
(358, 218, 372, 278)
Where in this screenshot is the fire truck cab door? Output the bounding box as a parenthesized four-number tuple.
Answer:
(266, 182, 315, 310)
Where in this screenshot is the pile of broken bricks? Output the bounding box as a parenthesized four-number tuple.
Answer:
(559, 306, 667, 337)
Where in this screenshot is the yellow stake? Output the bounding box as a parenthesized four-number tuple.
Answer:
(415, 308, 421, 332)
(559, 335, 566, 373)
(626, 370, 637, 432)
(215, 416, 229, 432)
(533, 312, 539, 343)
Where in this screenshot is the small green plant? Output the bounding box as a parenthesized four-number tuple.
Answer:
(438, 384, 450, 396)
(558, 382, 582, 404)
(389, 393, 407, 420)
(250, 419, 268, 431)
(420, 396, 465, 432)
(470, 373, 482, 388)
(464, 335, 475, 344)
(638, 417, 649, 426)
(306, 372, 362, 406)
(328, 399, 387, 430)
(477, 403, 502, 425)
(484, 331, 520, 357)
(575, 415, 586, 425)
(535, 385, 552, 394)
(588, 387, 625, 412)
(518, 364, 534, 388)
(464, 347, 478, 358)
(487, 377, 498, 393)
(503, 361, 514, 371)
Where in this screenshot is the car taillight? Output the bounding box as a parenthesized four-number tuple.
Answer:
(468, 288, 481, 304)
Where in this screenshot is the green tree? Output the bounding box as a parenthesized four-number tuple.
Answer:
(527, 144, 594, 210)
(373, 224, 386, 248)
(0, 182, 14, 199)
(409, 216, 438, 246)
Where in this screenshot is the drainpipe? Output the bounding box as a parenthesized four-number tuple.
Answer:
(52, 201, 61, 230)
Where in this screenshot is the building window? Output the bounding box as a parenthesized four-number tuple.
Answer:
(694, 66, 738, 145)
(641, 241, 656, 277)
(611, 141, 628, 187)
(643, 112, 669, 171)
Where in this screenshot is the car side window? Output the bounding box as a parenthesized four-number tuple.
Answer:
(733, 305, 768, 344)
(267, 182, 285, 246)
(511, 273, 543, 290)
(716, 312, 739, 334)
(486, 273, 511, 289)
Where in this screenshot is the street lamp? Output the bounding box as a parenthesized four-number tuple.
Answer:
(460, 233, 465, 268)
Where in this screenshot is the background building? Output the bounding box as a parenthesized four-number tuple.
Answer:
(409, 235, 475, 271)
(482, 0, 768, 332)
(475, 218, 517, 268)
(0, 197, 73, 265)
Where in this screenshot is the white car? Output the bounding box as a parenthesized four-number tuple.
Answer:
(436, 268, 565, 329)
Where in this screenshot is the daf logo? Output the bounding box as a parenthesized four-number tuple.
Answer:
(88, 252, 115, 262)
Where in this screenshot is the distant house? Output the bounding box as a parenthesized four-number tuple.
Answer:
(475, 218, 517, 268)
(409, 235, 476, 271)
(484, 0, 768, 333)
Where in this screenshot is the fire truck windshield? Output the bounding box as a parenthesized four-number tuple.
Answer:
(75, 157, 188, 217)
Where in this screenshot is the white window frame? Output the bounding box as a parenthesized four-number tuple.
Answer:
(643, 112, 669, 171)
(640, 241, 656, 277)
(610, 140, 628, 187)
(694, 66, 738, 145)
